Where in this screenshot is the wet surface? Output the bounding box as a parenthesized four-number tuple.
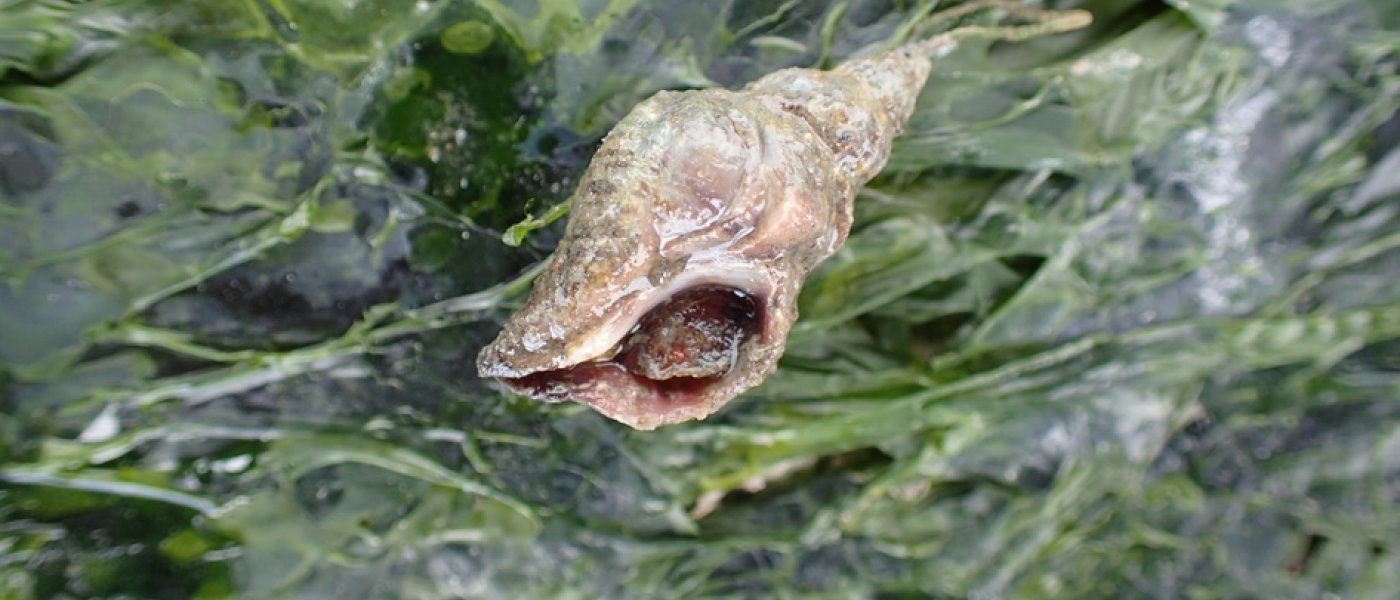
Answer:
(2, 0, 1399, 598)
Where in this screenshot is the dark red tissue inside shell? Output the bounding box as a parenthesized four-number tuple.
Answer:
(618, 286, 758, 380)
(505, 286, 761, 406)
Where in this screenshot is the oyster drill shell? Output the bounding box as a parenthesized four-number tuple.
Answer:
(477, 2, 1092, 430)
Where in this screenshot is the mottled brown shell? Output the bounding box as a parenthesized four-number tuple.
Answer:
(477, 3, 1091, 429)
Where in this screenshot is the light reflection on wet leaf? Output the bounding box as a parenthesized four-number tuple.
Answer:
(2, 0, 1399, 598)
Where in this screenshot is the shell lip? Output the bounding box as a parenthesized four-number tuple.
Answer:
(477, 262, 775, 375)
(498, 362, 726, 429)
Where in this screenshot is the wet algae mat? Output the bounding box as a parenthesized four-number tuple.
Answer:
(2, 0, 1399, 598)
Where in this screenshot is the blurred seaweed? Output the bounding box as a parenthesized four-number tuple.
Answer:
(2, 0, 1399, 598)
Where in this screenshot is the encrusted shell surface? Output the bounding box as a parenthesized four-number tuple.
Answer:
(477, 4, 1091, 429)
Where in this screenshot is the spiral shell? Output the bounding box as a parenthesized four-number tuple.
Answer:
(477, 3, 1091, 429)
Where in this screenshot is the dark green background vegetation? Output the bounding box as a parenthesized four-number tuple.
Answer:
(2, 0, 1398, 597)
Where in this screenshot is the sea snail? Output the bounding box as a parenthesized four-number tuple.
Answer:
(477, 1, 1092, 429)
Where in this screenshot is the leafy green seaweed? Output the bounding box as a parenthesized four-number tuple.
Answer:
(3, 0, 1399, 598)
